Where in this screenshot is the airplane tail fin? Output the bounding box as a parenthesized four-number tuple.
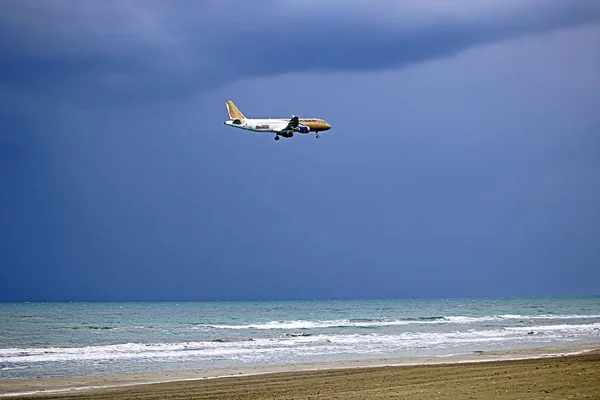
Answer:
(226, 100, 245, 121)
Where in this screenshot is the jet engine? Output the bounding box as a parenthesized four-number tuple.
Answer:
(298, 124, 310, 134)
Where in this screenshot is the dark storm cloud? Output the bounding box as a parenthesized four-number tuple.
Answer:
(1, 2, 600, 301)
(1, 0, 600, 105)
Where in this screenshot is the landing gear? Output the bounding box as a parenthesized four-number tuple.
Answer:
(316, 133, 320, 139)
(274, 135, 280, 141)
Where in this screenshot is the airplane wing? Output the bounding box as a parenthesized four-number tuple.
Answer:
(283, 115, 299, 131)
(273, 115, 309, 137)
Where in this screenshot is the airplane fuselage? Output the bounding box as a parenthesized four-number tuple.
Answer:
(225, 118, 290, 133)
(224, 118, 331, 133)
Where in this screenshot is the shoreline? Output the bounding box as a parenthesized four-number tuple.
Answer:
(1, 342, 599, 398)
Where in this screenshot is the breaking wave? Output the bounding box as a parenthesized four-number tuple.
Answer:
(198, 314, 600, 331)
(1, 322, 599, 366)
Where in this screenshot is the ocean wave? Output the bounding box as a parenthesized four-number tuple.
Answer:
(504, 322, 600, 332)
(199, 319, 440, 330)
(284, 333, 312, 338)
(2, 322, 598, 365)
(82, 326, 113, 330)
(197, 314, 600, 330)
(1, 365, 27, 371)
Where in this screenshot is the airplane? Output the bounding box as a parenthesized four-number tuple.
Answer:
(223, 100, 331, 141)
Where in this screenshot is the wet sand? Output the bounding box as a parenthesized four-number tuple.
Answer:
(2, 344, 599, 399)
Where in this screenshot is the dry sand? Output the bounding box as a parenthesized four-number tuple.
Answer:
(2, 344, 599, 399)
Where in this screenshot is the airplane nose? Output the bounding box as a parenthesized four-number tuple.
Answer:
(324, 122, 331, 131)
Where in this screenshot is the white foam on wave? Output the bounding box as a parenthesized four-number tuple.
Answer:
(201, 319, 437, 330)
(2, 321, 599, 366)
(505, 322, 600, 332)
(201, 313, 600, 330)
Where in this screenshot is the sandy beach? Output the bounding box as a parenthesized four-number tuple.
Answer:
(2, 344, 599, 399)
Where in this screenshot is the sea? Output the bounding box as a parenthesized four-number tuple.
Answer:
(1, 297, 599, 380)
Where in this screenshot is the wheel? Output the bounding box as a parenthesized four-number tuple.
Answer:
(316, 133, 320, 139)
(274, 135, 280, 141)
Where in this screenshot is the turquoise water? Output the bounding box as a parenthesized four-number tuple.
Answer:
(1, 297, 599, 379)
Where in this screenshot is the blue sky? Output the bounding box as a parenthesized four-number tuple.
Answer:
(1, 1, 599, 301)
